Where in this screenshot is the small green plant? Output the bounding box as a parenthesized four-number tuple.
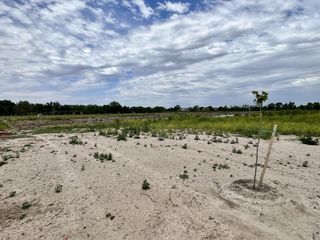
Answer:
(299, 135, 319, 145)
(182, 143, 187, 149)
(2, 154, 18, 161)
(9, 191, 16, 197)
(117, 132, 127, 141)
(99, 130, 107, 136)
(55, 184, 63, 193)
(142, 180, 150, 190)
(232, 147, 242, 154)
(69, 136, 83, 145)
(230, 139, 236, 144)
(302, 161, 309, 167)
(94, 152, 113, 162)
(212, 163, 230, 171)
(212, 136, 223, 143)
(158, 132, 167, 141)
(21, 201, 32, 209)
(179, 173, 189, 180)
(0, 161, 8, 167)
(194, 135, 200, 140)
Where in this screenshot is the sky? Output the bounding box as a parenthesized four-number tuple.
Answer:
(0, 0, 320, 107)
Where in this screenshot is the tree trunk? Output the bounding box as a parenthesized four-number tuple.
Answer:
(253, 106, 262, 189)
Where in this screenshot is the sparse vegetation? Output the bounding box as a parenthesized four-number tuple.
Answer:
(232, 147, 242, 154)
(54, 184, 63, 193)
(158, 132, 167, 141)
(182, 143, 187, 149)
(94, 152, 113, 162)
(21, 201, 32, 209)
(179, 173, 189, 180)
(9, 191, 16, 197)
(212, 163, 230, 171)
(69, 135, 83, 145)
(299, 135, 319, 145)
(142, 180, 150, 190)
(117, 132, 127, 141)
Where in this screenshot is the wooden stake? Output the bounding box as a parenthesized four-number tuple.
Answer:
(258, 124, 277, 189)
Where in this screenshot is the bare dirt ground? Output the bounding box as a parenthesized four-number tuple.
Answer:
(0, 133, 319, 240)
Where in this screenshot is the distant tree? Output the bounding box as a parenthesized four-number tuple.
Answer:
(0, 100, 16, 115)
(173, 105, 181, 112)
(107, 101, 122, 113)
(275, 102, 283, 110)
(191, 105, 199, 112)
(306, 102, 314, 110)
(267, 103, 275, 110)
(16, 101, 31, 114)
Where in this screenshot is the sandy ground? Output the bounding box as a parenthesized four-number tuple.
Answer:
(0, 132, 319, 240)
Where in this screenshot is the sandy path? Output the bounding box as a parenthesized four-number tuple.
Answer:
(0, 133, 319, 239)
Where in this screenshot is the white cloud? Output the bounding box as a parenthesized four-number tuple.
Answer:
(158, 1, 190, 14)
(125, 0, 154, 19)
(1, 0, 320, 106)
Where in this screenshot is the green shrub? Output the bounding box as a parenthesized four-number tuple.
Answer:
(94, 152, 113, 162)
(179, 173, 189, 180)
(142, 180, 150, 190)
(21, 201, 32, 209)
(299, 135, 319, 145)
(69, 136, 83, 145)
(55, 184, 63, 193)
(117, 132, 127, 141)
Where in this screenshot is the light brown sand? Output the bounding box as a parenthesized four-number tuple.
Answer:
(0, 133, 319, 240)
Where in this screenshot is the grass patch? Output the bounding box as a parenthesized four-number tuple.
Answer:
(24, 110, 320, 137)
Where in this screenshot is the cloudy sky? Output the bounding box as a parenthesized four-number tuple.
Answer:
(1, 0, 319, 107)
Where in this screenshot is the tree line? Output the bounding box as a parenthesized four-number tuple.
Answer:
(0, 100, 319, 116)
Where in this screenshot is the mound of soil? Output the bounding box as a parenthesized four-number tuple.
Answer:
(230, 179, 279, 200)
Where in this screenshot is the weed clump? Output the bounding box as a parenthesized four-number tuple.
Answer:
(9, 191, 16, 197)
(182, 143, 187, 149)
(299, 135, 319, 145)
(21, 201, 32, 209)
(94, 152, 113, 162)
(55, 184, 63, 193)
(232, 147, 242, 154)
(158, 132, 167, 141)
(212, 136, 223, 143)
(69, 136, 83, 145)
(142, 180, 150, 190)
(179, 173, 189, 180)
(117, 132, 127, 141)
(212, 163, 230, 171)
